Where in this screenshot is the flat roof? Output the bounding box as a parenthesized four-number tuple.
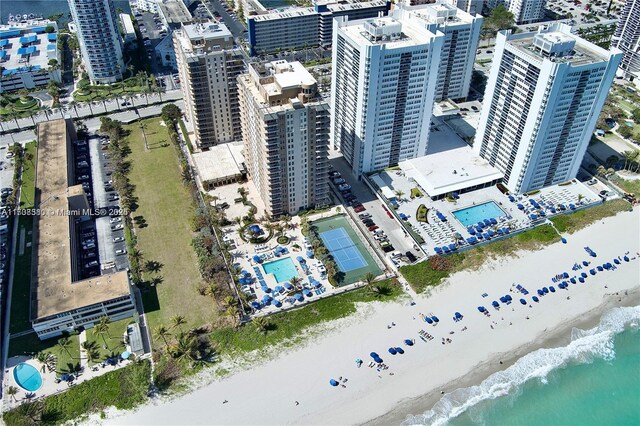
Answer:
(119, 13, 135, 35)
(340, 16, 437, 49)
(399, 124, 503, 197)
(159, 0, 193, 24)
(251, 7, 316, 22)
(32, 120, 131, 320)
(0, 20, 57, 73)
(192, 143, 245, 183)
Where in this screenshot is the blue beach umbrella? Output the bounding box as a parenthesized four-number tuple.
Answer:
(396, 347, 405, 354)
(478, 306, 486, 313)
(404, 339, 414, 346)
(388, 347, 397, 355)
(532, 296, 539, 303)
(330, 379, 339, 387)
(579, 277, 585, 283)
(425, 316, 433, 324)
(520, 298, 527, 305)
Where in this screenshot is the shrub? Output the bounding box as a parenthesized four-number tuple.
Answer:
(410, 187, 422, 198)
(276, 235, 289, 245)
(416, 204, 428, 222)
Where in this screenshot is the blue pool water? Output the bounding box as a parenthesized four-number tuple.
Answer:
(452, 201, 506, 227)
(263, 257, 299, 283)
(13, 363, 42, 392)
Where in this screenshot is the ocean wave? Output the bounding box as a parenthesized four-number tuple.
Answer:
(403, 305, 640, 426)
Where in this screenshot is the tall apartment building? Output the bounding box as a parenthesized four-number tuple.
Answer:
(612, 0, 640, 81)
(247, 0, 390, 55)
(331, 15, 444, 176)
(68, 0, 124, 84)
(507, 0, 545, 24)
(444, 0, 484, 15)
(474, 24, 621, 194)
(393, 1, 482, 101)
(238, 61, 330, 217)
(174, 22, 244, 149)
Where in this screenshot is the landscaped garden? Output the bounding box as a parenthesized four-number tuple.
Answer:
(416, 204, 428, 222)
(73, 75, 160, 102)
(0, 93, 40, 119)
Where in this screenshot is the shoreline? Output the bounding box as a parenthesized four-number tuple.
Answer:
(105, 208, 639, 426)
(364, 290, 640, 426)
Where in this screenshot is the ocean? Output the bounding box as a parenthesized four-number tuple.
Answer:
(1, 1, 131, 25)
(404, 305, 640, 426)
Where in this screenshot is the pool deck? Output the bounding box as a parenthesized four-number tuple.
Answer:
(371, 170, 606, 256)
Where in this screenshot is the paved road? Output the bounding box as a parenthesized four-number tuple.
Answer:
(204, 0, 246, 37)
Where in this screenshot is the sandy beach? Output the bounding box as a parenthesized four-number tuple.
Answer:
(106, 207, 640, 426)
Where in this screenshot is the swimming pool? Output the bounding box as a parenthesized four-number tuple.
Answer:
(13, 363, 42, 392)
(263, 257, 299, 283)
(452, 201, 506, 227)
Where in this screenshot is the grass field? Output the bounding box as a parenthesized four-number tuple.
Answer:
(84, 318, 135, 363)
(611, 176, 640, 198)
(125, 118, 214, 333)
(3, 361, 150, 426)
(10, 141, 37, 334)
(551, 199, 631, 234)
(210, 279, 402, 354)
(9, 333, 80, 375)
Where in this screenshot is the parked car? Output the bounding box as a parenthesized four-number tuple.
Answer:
(338, 184, 351, 191)
(113, 236, 124, 243)
(354, 205, 366, 213)
(405, 251, 417, 263)
(110, 217, 122, 224)
(359, 213, 372, 219)
(368, 225, 379, 231)
(116, 249, 127, 255)
(111, 224, 124, 231)
(84, 260, 98, 268)
(333, 178, 346, 185)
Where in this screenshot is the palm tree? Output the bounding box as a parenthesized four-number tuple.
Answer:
(362, 272, 376, 288)
(130, 248, 144, 267)
(68, 100, 79, 118)
(36, 351, 55, 373)
(253, 316, 270, 335)
(168, 333, 200, 363)
(394, 189, 405, 200)
(57, 336, 72, 357)
(225, 305, 240, 320)
(93, 316, 111, 349)
(6, 385, 19, 402)
(223, 295, 236, 308)
(170, 315, 187, 333)
(154, 324, 171, 346)
(211, 195, 219, 207)
(86, 349, 101, 365)
(290, 276, 303, 289)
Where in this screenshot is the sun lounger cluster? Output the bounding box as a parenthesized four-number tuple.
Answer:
(272, 246, 289, 257)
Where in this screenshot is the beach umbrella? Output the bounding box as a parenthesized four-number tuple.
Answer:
(431, 316, 439, 323)
(581, 272, 588, 278)
(424, 316, 433, 324)
(570, 278, 576, 284)
(303, 288, 312, 297)
(490, 218, 498, 225)
(121, 351, 131, 360)
(520, 298, 526, 305)
(597, 265, 603, 271)
(467, 227, 476, 235)
(388, 347, 397, 355)
(517, 204, 524, 210)
(284, 282, 294, 290)
(579, 277, 585, 283)
(561, 238, 567, 244)
(563, 272, 569, 278)
(614, 258, 620, 265)
(549, 286, 556, 293)
(624, 256, 630, 262)
(532, 296, 539, 302)
(370, 352, 379, 359)
(251, 301, 261, 309)
(434, 247, 442, 253)
(330, 379, 339, 387)
(590, 269, 596, 275)
(273, 299, 282, 307)
(492, 301, 500, 308)
(455, 312, 463, 319)
(500, 296, 507, 303)
(506, 295, 512, 301)
(404, 339, 414, 346)
(262, 286, 272, 293)
(484, 219, 491, 226)
(274, 285, 284, 293)
(582, 260, 589, 267)
(253, 255, 262, 263)
(293, 293, 304, 302)
(537, 290, 544, 296)
(396, 347, 405, 354)
(509, 195, 515, 202)
(477, 306, 486, 313)
(542, 287, 549, 294)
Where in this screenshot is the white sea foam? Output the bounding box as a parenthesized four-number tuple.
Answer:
(403, 305, 640, 426)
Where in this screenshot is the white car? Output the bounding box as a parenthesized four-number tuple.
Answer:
(113, 236, 124, 243)
(110, 217, 122, 224)
(116, 249, 127, 255)
(112, 224, 124, 230)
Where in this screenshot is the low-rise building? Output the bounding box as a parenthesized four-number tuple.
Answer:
(247, 0, 390, 55)
(31, 119, 136, 340)
(132, 0, 159, 14)
(192, 142, 246, 189)
(120, 13, 137, 46)
(0, 19, 61, 93)
(238, 61, 330, 216)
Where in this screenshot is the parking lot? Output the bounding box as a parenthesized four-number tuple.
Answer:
(327, 152, 422, 267)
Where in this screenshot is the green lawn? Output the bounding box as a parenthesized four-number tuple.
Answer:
(611, 176, 640, 198)
(9, 333, 80, 375)
(73, 78, 157, 102)
(401, 224, 561, 293)
(10, 141, 37, 334)
(3, 361, 150, 426)
(0, 96, 40, 119)
(125, 118, 213, 333)
(551, 199, 631, 234)
(211, 279, 402, 354)
(84, 318, 136, 363)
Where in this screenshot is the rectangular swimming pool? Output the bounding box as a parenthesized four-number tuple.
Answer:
(452, 201, 506, 227)
(263, 257, 299, 283)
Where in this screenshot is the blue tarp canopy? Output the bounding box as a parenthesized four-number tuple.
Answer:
(19, 35, 37, 44)
(17, 46, 36, 55)
(47, 33, 57, 41)
(296, 256, 305, 262)
(253, 255, 261, 262)
(306, 250, 314, 258)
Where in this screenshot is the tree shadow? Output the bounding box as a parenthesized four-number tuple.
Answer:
(144, 260, 163, 273)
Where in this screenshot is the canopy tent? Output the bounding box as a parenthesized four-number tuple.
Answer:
(121, 351, 131, 360)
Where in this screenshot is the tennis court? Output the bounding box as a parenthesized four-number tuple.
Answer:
(319, 228, 368, 272)
(311, 215, 382, 285)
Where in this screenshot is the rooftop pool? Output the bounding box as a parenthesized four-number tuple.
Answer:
(452, 201, 506, 227)
(13, 362, 42, 392)
(263, 257, 299, 283)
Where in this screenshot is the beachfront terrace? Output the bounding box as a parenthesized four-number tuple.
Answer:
(368, 170, 605, 257)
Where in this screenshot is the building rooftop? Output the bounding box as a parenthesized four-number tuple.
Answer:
(175, 22, 234, 55)
(324, 0, 389, 13)
(508, 23, 612, 66)
(158, 0, 193, 25)
(340, 16, 437, 48)
(119, 13, 135, 35)
(395, 2, 478, 26)
(32, 120, 131, 321)
(399, 123, 503, 197)
(192, 143, 245, 183)
(251, 7, 316, 22)
(0, 20, 57, 75)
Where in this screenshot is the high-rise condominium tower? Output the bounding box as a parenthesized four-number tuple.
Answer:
(613, 0, 640, 80)
(475, 24, 622, 194)
(68, 0, 124, 83)
(331, 15, 444, 176)
(174, 22, 244, 149)
(393, 1, 483, 101)
(238, 61, 330, 217)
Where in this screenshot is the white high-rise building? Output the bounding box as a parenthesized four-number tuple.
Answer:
(613, 0, 640, 81)
(393, 1, 483, 101)
(68, 0, 124, 84)
(174, 22, 244, 149)
(238, 61, 330, 217)
(508, 0, 545, 24)
(331, 15, 444, 176)
(445, 0, 484, 15)
(475, 24, 622, 194)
